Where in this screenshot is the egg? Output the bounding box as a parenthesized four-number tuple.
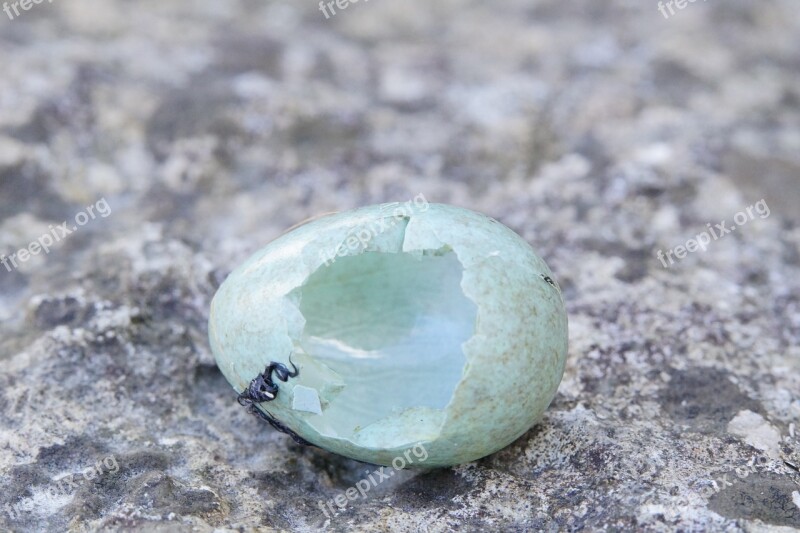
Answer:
(209, 202, 568, 467)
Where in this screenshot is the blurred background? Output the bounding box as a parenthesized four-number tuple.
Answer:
(0, 0, 799, 530)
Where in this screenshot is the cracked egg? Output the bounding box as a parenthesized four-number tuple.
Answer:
(209, 203, 568, 467)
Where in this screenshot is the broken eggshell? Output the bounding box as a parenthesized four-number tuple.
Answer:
(209, 202, 568, 467)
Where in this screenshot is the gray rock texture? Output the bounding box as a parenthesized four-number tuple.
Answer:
(1, 0, 799, 531)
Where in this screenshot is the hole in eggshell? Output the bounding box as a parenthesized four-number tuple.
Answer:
(289, 249, 477, 448)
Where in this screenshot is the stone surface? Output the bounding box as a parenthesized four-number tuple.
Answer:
(0, 0, 799, 531)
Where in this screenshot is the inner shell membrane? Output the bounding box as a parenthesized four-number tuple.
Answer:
(292, 249, 477, 449)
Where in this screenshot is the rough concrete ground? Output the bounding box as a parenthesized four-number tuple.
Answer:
(0, 0, 799, 531)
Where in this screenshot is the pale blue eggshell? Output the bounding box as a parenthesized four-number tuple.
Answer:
(209, 202, 568, 467)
